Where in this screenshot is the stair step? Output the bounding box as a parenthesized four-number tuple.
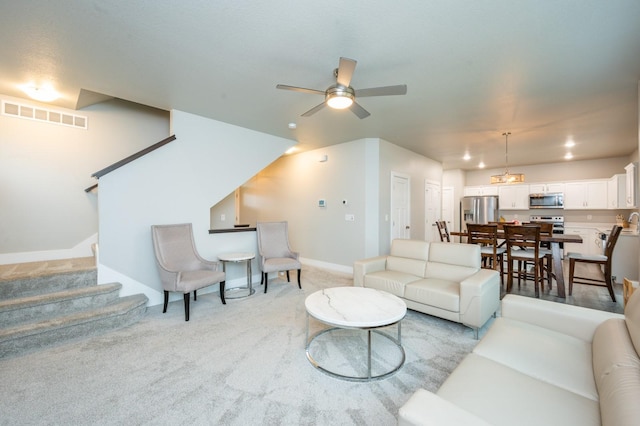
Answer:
(0, 282, 122, 327)
(0, 294, 148, 358)
(0, 269, 97, 300)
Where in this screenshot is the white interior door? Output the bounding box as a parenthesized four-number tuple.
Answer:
(424, 181, 441, 242)
(391, 173, 410, 241)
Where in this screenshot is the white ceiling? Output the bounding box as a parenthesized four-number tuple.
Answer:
(1, 1, 640, 170)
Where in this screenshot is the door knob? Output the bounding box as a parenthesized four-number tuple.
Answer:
(405, 226, 410, 229)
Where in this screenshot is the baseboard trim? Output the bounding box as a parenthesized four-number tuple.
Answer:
(300, 257, 353, 275)
(0, 234, 98, 265)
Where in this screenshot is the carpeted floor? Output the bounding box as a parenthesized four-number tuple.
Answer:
(0, 265, 485, 425)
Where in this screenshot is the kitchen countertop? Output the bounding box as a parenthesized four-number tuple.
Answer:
(564, 222, 639, 236)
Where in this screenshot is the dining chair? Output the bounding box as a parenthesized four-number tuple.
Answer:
(567, 225, 623, 302)
(256, 221, 302, 293)
(467, 223, 505, 287)
(435, 221, 451, 242)
(523, 222, 554, 291)
(504, 224, 545, 298)
(151, 223, 226, 321)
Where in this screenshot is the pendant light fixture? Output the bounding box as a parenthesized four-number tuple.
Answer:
(490, 132, 525, 184)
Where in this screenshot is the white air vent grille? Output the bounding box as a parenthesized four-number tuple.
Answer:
(2, 100, 88, 129)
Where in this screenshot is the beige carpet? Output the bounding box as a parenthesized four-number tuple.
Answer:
(0, 265, 484, 425)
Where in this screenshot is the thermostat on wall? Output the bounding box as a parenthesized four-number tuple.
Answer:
(318, 199, 326, 207)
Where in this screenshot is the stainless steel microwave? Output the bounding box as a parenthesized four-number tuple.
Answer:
(529, 193, 564, 209)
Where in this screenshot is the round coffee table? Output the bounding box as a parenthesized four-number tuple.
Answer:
(305, 286, 406, 382)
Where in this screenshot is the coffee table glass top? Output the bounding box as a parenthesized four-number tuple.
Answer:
(305, 287, 406, 328)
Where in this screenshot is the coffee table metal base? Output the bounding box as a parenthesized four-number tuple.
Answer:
(305, 317, 405, 382)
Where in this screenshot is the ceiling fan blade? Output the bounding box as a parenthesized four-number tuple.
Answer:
(276, 84, 325, 96)
(355, 85, 407, 98)
(336, 57, 357, 87)
(349, 102, 370, 119)
(301, 102, 327, 117)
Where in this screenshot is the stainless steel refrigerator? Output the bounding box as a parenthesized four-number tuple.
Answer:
(460, 195, 499, 228)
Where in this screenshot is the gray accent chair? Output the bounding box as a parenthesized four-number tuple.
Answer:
(256, 221, 301, 293)
(151, 223, 226, 321)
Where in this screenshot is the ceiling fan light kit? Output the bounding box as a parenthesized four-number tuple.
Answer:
(325, 85, 354, 109)
(276, 57, 407, 119)
(491, 132, 525, 184)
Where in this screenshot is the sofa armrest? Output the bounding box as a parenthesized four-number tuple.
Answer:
(353, 256, 387, 287)
(458, 268, 500, 330)
(398, 389, 492, 426)
(501, 294, 625, 342)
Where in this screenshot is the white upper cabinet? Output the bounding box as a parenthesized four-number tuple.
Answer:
(529, 183, 565, 194)
(498, 185, 530, 210)
(608, 174, 626, 209)
(564, 180, 608, 209)
(625, 162, 637, 208)
(463, 185, 499, 196)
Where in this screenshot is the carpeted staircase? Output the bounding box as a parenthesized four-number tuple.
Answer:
(0, 267, 148, 358)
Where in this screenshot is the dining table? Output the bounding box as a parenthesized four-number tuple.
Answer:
(450, 230, 583, 298)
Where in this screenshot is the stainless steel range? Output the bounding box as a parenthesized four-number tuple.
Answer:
(529, 215, 565, 234)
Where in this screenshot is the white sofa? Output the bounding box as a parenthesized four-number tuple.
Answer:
(399, 293, 640, 426)
(353, 239, 500, 338)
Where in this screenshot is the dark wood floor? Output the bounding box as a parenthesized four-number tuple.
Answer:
(502, 259, 624, 314)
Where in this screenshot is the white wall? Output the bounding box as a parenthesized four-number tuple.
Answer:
(0, 95, 169, 263)
(241, 139, 370, 269)
(97, 110, 294, 305)
(240, 138, 443, 268)
(378, 140, 443, 254)
(465, 156, 631, 186)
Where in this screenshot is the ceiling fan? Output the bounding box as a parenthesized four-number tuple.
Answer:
(276, 57, 407, 119)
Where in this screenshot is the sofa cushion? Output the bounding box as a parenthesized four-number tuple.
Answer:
(363, 271, 420, 297)
(428, 242, 481, 268)
(592, 318, 640, 426)
(405, 278, 460, 312)
(472, 317, 597, 400)
(437, 353, 601, 426)
(386, 256, 427, 278)
(390, 238, 430, 259)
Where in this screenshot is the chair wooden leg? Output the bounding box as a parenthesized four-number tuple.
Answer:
(604, 267, 616, 302)
(297, 269, 301, 289)
(184, 293, 190, 321)
(264, 273, 268, 293)
(220, 281, 226, 304)
(569, 259, 576, 295)
(286, 270, 290, 282)
(507, 258, 513, 293)
(261, 273, 264, 285)
(194, 289, 197, 301)
(163, 290, 169, 313)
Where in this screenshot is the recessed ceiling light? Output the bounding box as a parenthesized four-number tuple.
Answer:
(478, 162, 485, 168)
(564, 152, 573, 160)
(565, 139, 575, 148)
(288, 122, 297, 129)
(463, 153, 471, 161)
(19, 83, 59, 102)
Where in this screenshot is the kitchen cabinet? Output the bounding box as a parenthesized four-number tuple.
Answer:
(564, 227, 601, 257)
(607, 174, 626, 209)
(498, 185, 529, 210)
(463, 185, 498, 196)
(625, 162, 637, 208)
(564, 181, 608, 210)
(529, 183, 565, 194)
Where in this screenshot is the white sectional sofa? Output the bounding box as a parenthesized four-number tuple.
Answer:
(399, 293, 640, 426)
(353, 239, 500, 338)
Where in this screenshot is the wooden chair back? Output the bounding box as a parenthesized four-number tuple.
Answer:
(435, 220, 450, 242)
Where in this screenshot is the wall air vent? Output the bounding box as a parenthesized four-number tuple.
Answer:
(2, 100, 88, 130)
